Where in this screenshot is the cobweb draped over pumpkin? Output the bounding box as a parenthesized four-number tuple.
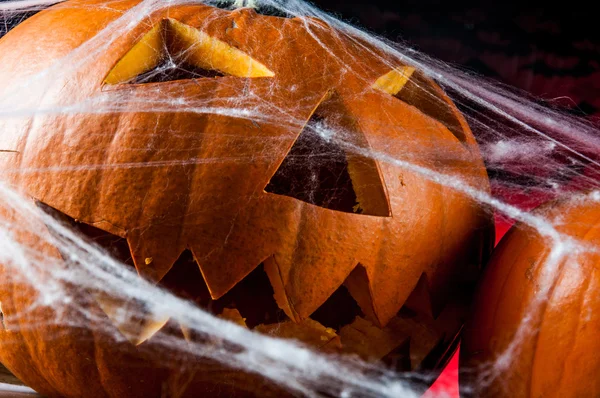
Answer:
(0, 0, 598, 397)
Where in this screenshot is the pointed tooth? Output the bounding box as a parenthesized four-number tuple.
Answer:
(403, 273, 434, 319)
(362, 259, 427, 327)
(135, 314, 170, 346)
(180, 324, 192, 342)
(263, 256, 300, 322)
(406, 271, 449, 319)
(343, 265, 379, 325)
(94, 293, 169, 346)
(94, 293, 136, 344)
(219, 308, 248, 328)
(345, 263, 420, 328)
(264, 250, 357, 323)
(127, 229, 185, 283)
(190, 244, 266, 300)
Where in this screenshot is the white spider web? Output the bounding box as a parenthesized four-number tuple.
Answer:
(0, 0, 599, 397)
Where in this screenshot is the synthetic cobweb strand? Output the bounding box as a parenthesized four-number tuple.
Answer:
(0, 182, 417, 398)
(1, 0, 597, 194)
(0, 0, 599, 397)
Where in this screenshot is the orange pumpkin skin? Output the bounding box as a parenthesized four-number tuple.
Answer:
(460, 197, 600, 397)
(0, 0, 493, 396)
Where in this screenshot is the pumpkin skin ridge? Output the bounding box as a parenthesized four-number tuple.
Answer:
(540, 264, 590, 393)
(461, 197, 600, 397)
(3, 272, 63, 396)
(527, 210, 600, 397)
(0, 207, 111, 398)
(522, 250, 565, 397)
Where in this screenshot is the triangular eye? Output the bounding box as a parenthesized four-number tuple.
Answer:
(265, 92, 391, 217)
(104, 18, 274, 85)
(373, 66, 466, 142)
(131, 58, 225, 84)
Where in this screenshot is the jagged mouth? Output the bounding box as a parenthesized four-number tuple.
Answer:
(36, 201, 466, 374)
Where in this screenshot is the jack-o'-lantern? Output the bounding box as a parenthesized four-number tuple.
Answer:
(460, 196, 600, 397)
(0, 0, 492, 396)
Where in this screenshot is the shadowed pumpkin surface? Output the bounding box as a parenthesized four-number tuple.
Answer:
(0, 0, 493, 396)
(460, 196, 600, 397)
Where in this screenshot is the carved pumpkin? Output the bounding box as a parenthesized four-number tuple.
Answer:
(460, 196, 600, 397)
(0, 0, 493, 396)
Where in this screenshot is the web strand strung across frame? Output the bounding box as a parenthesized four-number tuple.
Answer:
(0, 0, 599, 397)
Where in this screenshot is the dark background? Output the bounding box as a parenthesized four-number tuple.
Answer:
(311, 0, 600, 119)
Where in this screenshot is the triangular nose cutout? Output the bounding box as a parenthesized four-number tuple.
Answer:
(104, 18, 274, 85)
(265, 92, 391, 217)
